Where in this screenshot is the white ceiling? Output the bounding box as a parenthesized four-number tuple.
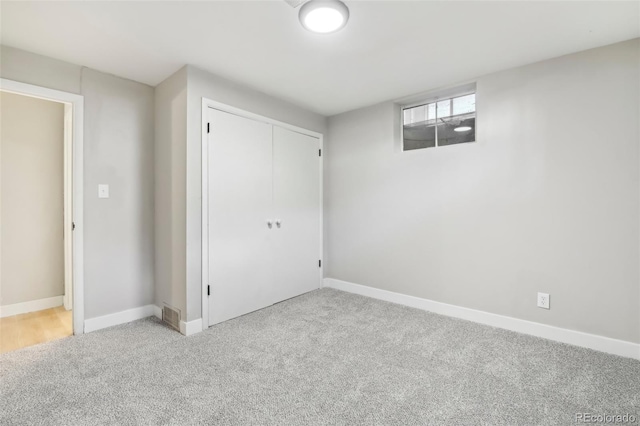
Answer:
(1, 1, 638, 116)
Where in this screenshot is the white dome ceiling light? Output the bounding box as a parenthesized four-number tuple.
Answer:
(299, 0, 350, 34)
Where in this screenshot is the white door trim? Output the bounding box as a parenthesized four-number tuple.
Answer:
(1, 78, 85, 335)
(63, 103, 73, 311)
(201, 97, 324, 330)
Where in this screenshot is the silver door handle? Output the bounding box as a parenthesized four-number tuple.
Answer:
(267, 220, 273, 229)
(275, 220, 281, 228)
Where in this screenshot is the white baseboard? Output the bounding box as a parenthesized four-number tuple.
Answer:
(153, 305, 162, 320)
(0, 296, 64, 318)
(180, 318, 203, 336)
(324, 278, 640, 360)
(84, 304, 157, 333)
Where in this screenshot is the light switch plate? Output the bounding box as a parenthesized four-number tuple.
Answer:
(98, 184, 109, 199)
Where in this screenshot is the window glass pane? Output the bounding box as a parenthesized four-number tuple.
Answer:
(404, 103, 437, 125)
(452, 94, 475, 116)
(404, 104, 428, 125)
(413, 105, 427, 124)
(403, 109, 411, 125)
(437, 116, 476, 147)
(437, 95, 475, 147)
(403, 124, 436, 150)
(436, 99, 451, 118)
(403, 104, 436, 150)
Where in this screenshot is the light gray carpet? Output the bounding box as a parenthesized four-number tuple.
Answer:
(1, 288, 638, 425)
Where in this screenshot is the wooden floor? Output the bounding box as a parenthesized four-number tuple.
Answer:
(0, 306, 72, 354)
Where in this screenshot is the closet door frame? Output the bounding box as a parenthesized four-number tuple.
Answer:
(200, 97, 323, 331)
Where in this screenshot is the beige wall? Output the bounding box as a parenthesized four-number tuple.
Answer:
(325, 39, 640, 344)
(1, 91, 65, 306)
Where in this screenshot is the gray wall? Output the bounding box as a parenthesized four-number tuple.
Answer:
(154, 66, 188, 318)
(1, 46, 156, 320)
(4, 38, 637, 343)
(0, 46, 81, 94)
(82, 68, 155, 319)
(326, 39, 640, 343)
(1, 92, 65, 306)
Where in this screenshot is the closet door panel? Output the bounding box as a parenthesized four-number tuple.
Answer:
(208, 108, 274, 325)
(272, 126, 321, 302)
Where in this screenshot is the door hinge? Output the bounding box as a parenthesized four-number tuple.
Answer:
(319, 149, 322, 157)
(207, 285, 210, 296)
(72, 222, 76, 231)
(319, 259, 322, 268)
(207, 123, 210, 133)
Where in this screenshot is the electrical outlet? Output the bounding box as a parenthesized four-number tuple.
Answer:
(537, 292, 550, 309)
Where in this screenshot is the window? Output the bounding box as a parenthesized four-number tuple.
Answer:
(402, 92, 476, 151)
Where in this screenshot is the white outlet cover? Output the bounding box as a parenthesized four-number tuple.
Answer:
(537, 292, 550, 309)
(98, 184, 109, 199)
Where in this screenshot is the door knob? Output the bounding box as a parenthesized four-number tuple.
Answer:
(267, 220, 273, 229)
(275, 220, 282, 228)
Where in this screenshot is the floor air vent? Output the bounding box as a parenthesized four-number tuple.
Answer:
(162, 305, 180, 331)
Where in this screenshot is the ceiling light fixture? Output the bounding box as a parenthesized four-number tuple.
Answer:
(454, 126, 472, 132)
(299, 0, 350, 34)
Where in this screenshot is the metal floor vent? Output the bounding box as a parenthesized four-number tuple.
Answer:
(162, 304, 180, 331)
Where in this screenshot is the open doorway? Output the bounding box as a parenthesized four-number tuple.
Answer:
(0, 79, 84, 353)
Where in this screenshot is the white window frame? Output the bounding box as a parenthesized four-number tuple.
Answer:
(401, 87, 477, 151)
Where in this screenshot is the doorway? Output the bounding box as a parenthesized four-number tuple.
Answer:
(0, 79, 84, 353)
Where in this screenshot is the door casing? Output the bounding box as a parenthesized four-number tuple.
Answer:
(0, 78, 85, 334)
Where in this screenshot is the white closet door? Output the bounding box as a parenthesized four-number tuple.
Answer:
(272, 126, 321, 302)
(208, 108, 274, 325)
